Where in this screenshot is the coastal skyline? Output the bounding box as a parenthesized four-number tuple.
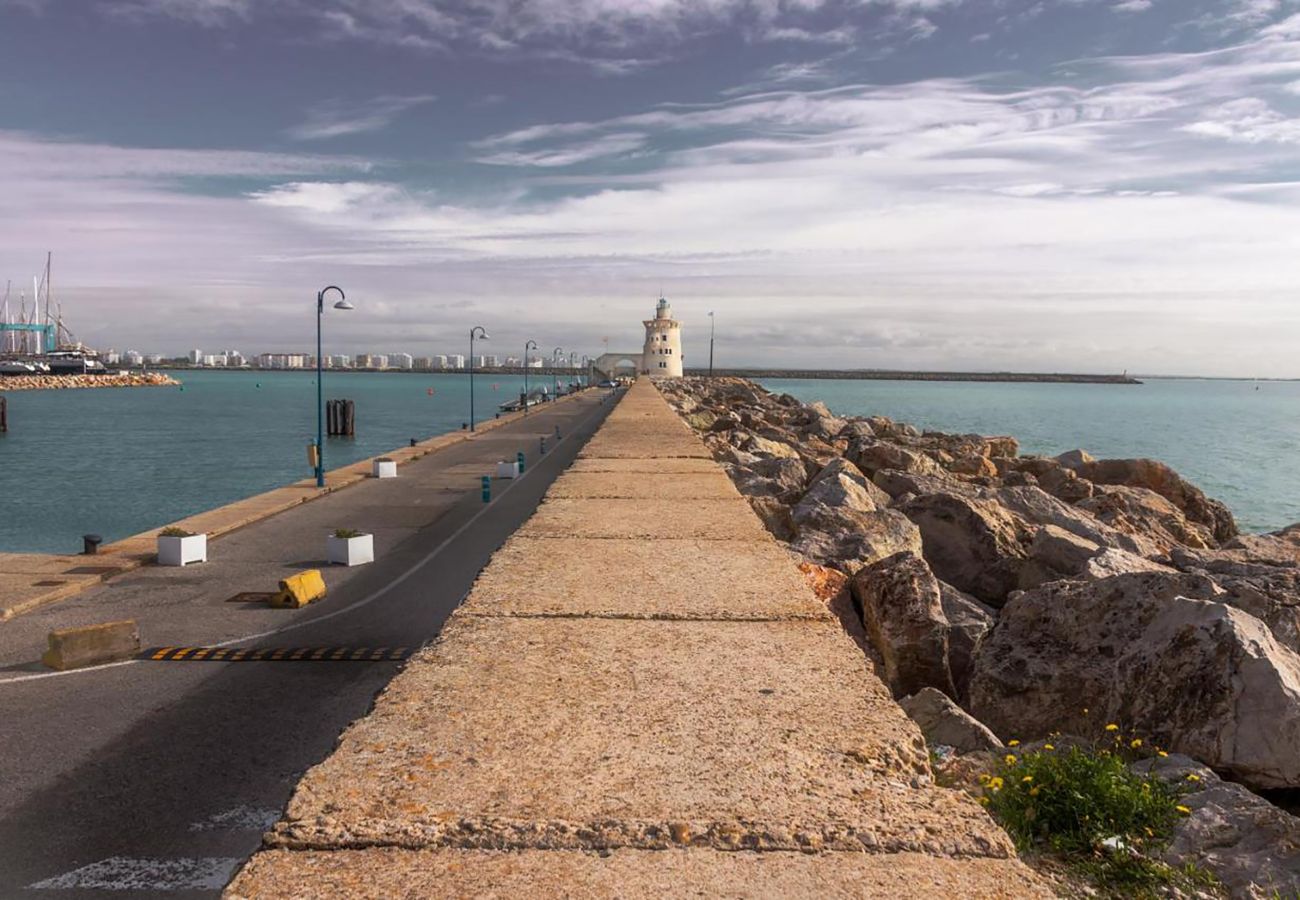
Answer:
(4, 1, 1300, 376)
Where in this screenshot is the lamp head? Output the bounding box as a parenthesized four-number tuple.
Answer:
(333, 299, 355, 310)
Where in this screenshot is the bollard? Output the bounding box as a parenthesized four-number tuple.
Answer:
(0, 396, 7, 432)
(82, 534, 102, 556)
(554, 424, 561, 441)
(540, 436, 547, 455)
(516, 450, 526, 474)
(481, 475, 491, 503)
(410, 438, 417, 447)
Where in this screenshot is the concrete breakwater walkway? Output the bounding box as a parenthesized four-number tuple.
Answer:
(228, 380, 1048, 897)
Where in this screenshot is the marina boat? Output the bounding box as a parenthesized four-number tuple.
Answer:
(498, 390, 549, 413)
(0, 359, 37, 375)
(45, 349, 107, 375)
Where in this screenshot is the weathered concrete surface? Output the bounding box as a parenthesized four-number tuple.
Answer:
(229, 848, 1053, 899)
(230, 380, 1045, 896)
(463, 536, 829, 620)
(544, 471, 741, 500)
(569, 457, 722, 474)
(519, 498, 772, 541)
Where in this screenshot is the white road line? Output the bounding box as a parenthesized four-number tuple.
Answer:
(0, 399, 605, 688)
(29, 856, 241, 891)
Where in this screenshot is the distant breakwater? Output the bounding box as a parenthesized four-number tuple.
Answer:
(690, 369, 1141, 384)
(0, 372, 181, 392)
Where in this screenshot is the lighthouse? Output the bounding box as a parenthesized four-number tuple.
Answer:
(641, 295, 683, 378)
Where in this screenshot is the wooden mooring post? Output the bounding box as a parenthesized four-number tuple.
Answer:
(0, 396, 7, 433)
(326, 399, 355, 437)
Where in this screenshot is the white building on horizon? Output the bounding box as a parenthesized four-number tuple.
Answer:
(390, 353, 414, 370)
(450, 355, 465, 369)
(189, 348, 202, 365)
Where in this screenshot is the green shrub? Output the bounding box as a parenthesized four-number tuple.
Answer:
(333, 528, 364, 539)
(982, 744, 1185, 855)
(159, 526, 195, 538)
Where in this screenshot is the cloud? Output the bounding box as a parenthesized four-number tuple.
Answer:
(287, 94, 437, 141)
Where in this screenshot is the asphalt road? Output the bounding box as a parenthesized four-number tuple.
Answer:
(0, 390, 619, 898)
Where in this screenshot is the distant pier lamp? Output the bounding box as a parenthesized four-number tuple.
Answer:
(524, 339, 537, 415)
(708, 310, 715, 378)
(469, 325, 490, 431)
(552, 347, 563, 397)
(315, 285, 353, 488)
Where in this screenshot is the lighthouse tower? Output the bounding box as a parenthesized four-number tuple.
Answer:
(641, 295, 683, 378)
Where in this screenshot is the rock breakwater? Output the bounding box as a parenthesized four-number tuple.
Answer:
(0, 372, 180, 391)
(663, 376, 1300, 895)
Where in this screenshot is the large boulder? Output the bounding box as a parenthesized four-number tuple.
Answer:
(746, 496, 795, 542)
(739, 432, 802, 460)
(994, 485, 1152, 557)
(1138, 754, 1300, 899)
(1222, 522, 1300, 567)
(791, 504, 923, 575)
(1080, 458, 1238, 544)
(794, 458, 889, 516)
(873, 468, 976, 501)
(1077, 484, 1216, 554)
(939, 582, 995, 699)
(850, 441, 946, 479)
(733, 457, 808, 503)
(900, 493, 1034, 606)
(1081, 547, 1175, 580)
(969, 572, 1300, 789)
(850, 552, 957, 698)
(900, 688, 1003, 754)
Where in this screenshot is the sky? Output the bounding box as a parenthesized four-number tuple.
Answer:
(2, 0, 1300, 375)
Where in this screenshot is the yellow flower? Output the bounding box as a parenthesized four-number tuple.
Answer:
(1105, 724, 1119, 732)
(1004, 754, 1017, 765)
(1043, 744, 1055, 751)
(1021, 776, 1034, 783)
(1186, 774, 1201, 783)
(988, 777, 1004, 791)
(1130, 738, 1143, 748)
(1158, 750, 1169, 758)
(1176, 805, 1192, 815)
(1008, 739, 1020, 747)
(978, 796, 990, 806)
(1141, 783, 1151, 792)
(978, 774, 990, 785)
(1145, 827, 1154, 837)
(1029, 786, 1040, 797)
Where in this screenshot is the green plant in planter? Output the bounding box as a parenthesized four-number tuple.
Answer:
(333, 528, 364, 539)
(159, 526, 195, 538)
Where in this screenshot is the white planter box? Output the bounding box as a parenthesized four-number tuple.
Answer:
(373, 458, 398, 479)
(496, 460, 520, 479)
(327, 533, 374, 567)
(158, 533, 207, 566)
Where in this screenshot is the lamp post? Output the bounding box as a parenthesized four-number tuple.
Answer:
(524, 339, 537, 414)
(552, 346, 563, 397)
(469, 325, 489, 431)
(315, 285, 353, 487)
(708, 310, 715, 378)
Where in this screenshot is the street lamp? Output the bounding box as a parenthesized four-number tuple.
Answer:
(469, 325, 489, 431)
(552, 346, 563, 397)
(315, 285, 353, 487)
(524, 339, 537, 414)
(708, 310, 716, 378)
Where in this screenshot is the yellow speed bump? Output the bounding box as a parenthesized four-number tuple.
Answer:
(269, 569, 327, 609)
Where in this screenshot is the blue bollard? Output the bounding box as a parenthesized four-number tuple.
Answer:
(554, 424, 561, 440)
(517, 450, 526, 474)
(481, 475, 491, 503)
(540, 436, 547, 455)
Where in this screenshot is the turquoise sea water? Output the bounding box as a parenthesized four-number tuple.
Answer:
(0, 370, 574, 554)
(760, 378, 1300, 536)
(1, 374, 1296, 553)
